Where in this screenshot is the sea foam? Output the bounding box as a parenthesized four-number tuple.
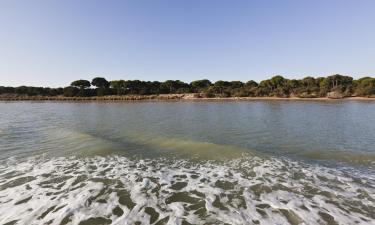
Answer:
(0, 155, 374, 225)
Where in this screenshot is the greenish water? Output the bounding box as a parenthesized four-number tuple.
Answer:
(0, 101, 374, 224)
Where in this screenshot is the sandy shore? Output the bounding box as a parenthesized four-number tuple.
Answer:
(1, 94, 375, 101)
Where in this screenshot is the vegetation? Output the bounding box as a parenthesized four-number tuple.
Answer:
(1, 75, 375, 98)
(70, 80, 91, 96)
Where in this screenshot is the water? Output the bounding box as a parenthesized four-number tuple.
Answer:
(0, 101, 374, 225)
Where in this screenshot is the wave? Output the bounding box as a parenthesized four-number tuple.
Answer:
(0, 155, 373, 225)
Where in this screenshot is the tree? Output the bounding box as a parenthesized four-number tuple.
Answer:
(91, 77, 110, 89)
(245, 80, 258, 88)
(230, 81, 244, 89)
(14, 86, 28, 95)
(0, 86, 15, 95)
(355, 77, 375, 96)
(91, 77, 110, 96)
(287, 79, 301, 89)
(63, 86, 79, 97)
(270, 75, 286, 89)
(48, 87, 63, 96)
(302, 77, 316, 88)
(212, 81, 231, 96)
(4, 74, 375, 98)
(71, 80, 91, 89)
(321, 74, 353, 96)
(71, 80, 91, 96)
(258, 76, 290, 97)
(161, 80, 190, 94)
(148, 81, 162, 94)
(110, 80, 126, 95)
(238, 80, 258, 97)
(299, 77, 319, 94)
(124, 80, 143, 94)
(190, 79, 211, 92)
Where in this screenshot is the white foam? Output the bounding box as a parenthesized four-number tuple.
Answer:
(0, 155, 373, 225)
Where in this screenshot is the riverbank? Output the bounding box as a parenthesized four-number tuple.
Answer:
(1, 93, 375, 101)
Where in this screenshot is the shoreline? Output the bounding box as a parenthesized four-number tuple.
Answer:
(1, 94, 375, 102)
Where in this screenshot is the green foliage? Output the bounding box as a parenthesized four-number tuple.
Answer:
(70, 80, 91, 96)
(0, 86, 63, 96)
(63, 86, 79, 97)
(245, 80, 258, 88)
(318, 74, 353, 97)
(1, 74, 374, 98)
(71, 80, 91, 89)
(91, 77, 110, 96)
(355, 77, 375, 96)
(91, 77, 110, 89)
(257, 76, 289, 97)
(160, 80, 191, 94)
(190, 79, 211, 92)
(110, 80, 126, 95)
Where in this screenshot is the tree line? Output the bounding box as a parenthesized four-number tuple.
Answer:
(1, 75, 375, 98)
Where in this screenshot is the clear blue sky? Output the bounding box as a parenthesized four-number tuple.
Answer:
(1, 0, 375, 87)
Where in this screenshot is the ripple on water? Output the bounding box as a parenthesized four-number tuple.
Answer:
(0, 155, 374, 225)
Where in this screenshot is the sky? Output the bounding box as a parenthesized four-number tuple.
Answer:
(0, 0, 375, 87)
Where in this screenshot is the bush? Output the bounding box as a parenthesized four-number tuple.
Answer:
(63, 86, 79, 97)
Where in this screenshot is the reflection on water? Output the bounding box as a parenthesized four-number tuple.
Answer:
(0, 101, 374, 224)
